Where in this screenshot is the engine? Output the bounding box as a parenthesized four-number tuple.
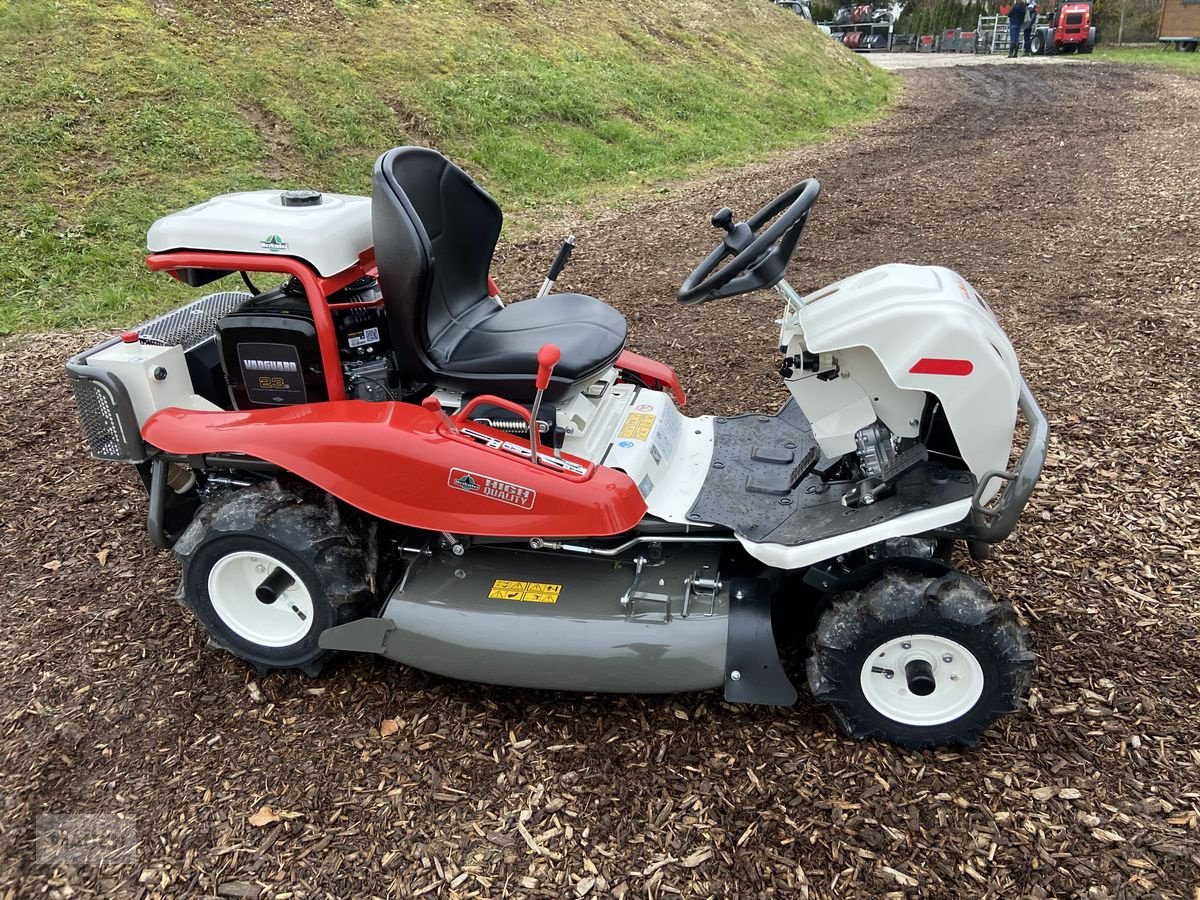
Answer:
(215, 276, 395, 409)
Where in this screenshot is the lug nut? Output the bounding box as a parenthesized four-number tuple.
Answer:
(942, 654, 953, 663)
(901, 641, 912, 650)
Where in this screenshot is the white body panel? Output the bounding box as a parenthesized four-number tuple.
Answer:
(147, 191, 372, 276)
(89, 340, 221, 425)
(780, 264, 1020, 485)
(736, 499, 973, 569)
(598, 389, 717, 523)
(441, 376, 718, 526)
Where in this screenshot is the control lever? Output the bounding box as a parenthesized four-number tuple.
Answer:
(529, 344, 561, 466)
(421, 395, 459, 434)
(535, 235, 576, 299)
(710, 206, 753, 254)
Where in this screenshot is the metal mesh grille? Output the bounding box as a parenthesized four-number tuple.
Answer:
(70, 377, 135, 461)
(136, 291, 250, 350)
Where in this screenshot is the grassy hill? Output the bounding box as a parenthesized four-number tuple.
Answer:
(0, 0, 892, 332)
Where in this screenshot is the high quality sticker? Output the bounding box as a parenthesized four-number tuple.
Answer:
(448, 468, 536, 509)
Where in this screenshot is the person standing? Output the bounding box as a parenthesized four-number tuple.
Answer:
(1023, 0, 1039, 55)
(1007, 0, 1028, 57)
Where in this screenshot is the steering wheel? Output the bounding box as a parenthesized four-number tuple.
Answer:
(677, 179, 821, 305)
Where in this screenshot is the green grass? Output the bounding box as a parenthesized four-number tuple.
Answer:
(1086, 44, 1200, 69)
(0, 0, 893, 333)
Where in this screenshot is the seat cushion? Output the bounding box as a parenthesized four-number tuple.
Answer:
(438, 293, 627, 400)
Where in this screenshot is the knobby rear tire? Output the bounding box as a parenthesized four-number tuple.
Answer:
(174, 479, 376, 676)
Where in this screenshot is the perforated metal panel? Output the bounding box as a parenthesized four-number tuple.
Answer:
(69, 374, 143, 462)
(136, 291, 250, 350)
(66, 290, 251, 463)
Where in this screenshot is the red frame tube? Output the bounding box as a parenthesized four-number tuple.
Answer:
(146, 249, 379, 401)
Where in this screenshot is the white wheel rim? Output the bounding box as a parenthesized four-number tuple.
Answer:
(859, 634, 984, 727)
(208, 551, 314, 648)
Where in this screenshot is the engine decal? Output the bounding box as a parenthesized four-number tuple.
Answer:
(909, 357, 974, 376)
(619, 412, 656, 441)
(237, 342, 308, 406)
(488, 580, 561, 604)
(448, 468, 536, 509)
(346, 326, 380, 348)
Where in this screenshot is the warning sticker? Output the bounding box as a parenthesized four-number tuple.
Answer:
(619, 412, 656, 442)
(637, 474, 654, 498)
(653, 401, 681, 459)
(488, 580, 562, 604)
(448, 468, 536, 509)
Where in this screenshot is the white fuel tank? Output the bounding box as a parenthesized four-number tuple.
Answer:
(147, 189, 371, 277)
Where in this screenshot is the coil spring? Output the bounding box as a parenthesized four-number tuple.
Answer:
(474, 418, 549, 434)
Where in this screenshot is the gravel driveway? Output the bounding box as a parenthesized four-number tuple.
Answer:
(866, 51, 1073, 69)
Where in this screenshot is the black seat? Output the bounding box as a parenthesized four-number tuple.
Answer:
(372, 147, 627, 402)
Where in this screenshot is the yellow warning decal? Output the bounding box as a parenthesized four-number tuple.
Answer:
(488, 580, 562, 604)
(618, 412, 656, 441)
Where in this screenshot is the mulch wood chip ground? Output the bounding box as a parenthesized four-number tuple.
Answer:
(1, 63, 1198, 899)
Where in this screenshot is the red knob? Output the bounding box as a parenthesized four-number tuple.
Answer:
(120, 331, 139, 343)
(536, 344, 561, 391)
(420, 396, 442, 413)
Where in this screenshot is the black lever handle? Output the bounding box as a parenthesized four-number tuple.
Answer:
(547, 235, 576, 283)
(711, 207, 735, 233)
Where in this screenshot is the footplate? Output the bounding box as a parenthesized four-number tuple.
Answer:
(686, 401, 975, 545)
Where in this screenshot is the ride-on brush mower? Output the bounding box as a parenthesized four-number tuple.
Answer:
(67, 147, 1047, 748)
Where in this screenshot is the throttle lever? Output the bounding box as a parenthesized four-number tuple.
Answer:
(421, 395, 459, 434)
(536, 234, 576, 299)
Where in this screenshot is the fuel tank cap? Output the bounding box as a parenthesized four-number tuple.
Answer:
(280, 189, 323, 208)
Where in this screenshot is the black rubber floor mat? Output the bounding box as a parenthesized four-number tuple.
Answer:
(686, 401, 976, 546)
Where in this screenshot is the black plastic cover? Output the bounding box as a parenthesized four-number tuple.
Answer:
(216, 294, 327, 408)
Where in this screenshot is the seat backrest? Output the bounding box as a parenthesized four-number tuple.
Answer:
(372, 147, 503, 382)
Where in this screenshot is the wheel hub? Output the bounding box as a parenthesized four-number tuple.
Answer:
(860, 634, 984, 727)
(208, 551, 313, 648)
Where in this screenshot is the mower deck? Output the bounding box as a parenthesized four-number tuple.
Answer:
(686, 400, 976, 544)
